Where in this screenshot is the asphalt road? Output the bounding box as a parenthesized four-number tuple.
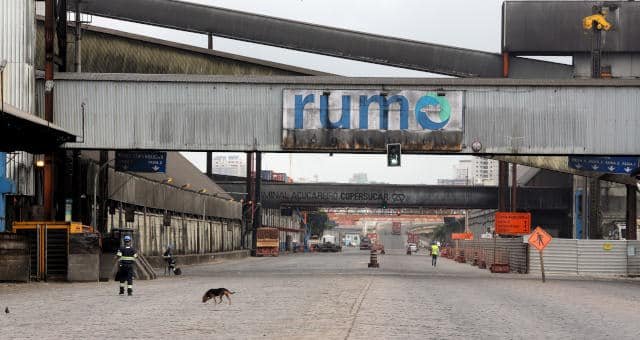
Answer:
(1, 250, 639, 339)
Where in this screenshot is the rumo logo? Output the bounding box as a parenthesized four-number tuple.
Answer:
(291, 91, 453, 131)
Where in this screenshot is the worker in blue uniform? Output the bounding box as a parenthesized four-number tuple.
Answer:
(116, 235, 138, 296)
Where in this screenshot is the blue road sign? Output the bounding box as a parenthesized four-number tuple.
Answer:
(568, 156, 639, 174)
(115, 151, 167, 173)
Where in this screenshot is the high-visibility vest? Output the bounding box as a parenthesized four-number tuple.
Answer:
(117, 246, 138, 264)
(431, 245, 440, 256)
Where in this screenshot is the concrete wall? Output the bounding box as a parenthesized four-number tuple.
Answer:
(146, 249, 249, 269)
(0, 233, 29, 282)
(67, 254, 99, 282)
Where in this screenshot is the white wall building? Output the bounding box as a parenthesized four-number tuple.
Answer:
(454, 157, 499, 186)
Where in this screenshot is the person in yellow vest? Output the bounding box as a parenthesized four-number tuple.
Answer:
(430, 242, 440, 267)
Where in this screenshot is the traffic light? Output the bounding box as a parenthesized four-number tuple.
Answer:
(387, 143, 401, 167)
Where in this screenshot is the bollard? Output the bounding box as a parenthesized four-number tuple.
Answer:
(368, 250, 379, 268)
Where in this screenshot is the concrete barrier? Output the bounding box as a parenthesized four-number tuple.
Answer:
(67, 254, 100, 282)
(146, 250, 249, 269)
(0, 233, 30, 282)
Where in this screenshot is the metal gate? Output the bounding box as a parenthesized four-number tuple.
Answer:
(13, 222, 72, 280)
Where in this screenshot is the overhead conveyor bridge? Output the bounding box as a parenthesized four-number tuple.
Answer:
(66, 0, 572, 78)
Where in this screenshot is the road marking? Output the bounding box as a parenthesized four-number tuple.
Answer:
(345, 278, 373, 340)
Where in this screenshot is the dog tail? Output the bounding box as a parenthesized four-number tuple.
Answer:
(227, 290, 236, 294)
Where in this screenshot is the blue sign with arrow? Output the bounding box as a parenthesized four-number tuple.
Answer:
(568, 156, 639, 174)
(115, 151, 167, 173)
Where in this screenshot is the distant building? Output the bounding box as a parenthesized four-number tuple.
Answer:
(349, 173, 368, 184)
(437, 178, 470, 186)
(452, 157, 499, 186)
(437, 157, 499, 186)
(213, 154, 245, 177)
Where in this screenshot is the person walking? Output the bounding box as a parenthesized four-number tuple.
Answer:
(163, 245, 176, 275)
(116, 235, 138, 296)
(430, 242, 440, 267)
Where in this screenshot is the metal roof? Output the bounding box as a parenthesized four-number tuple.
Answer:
(34, 15, 331, 76)
(1, 101, 76, 152)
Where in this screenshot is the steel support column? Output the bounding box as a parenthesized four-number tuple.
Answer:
(74, 1, 81, 72)
(498, 161, 509, 212)
(205, 152, 212, 177)
(44, 0, 56, 220)
(251, 152, 262, 255)
(626, 184, 637, 240)
(587, 177, 601, 239)
(243, 152, 253, 249)
(511, 164, 517, 212)
(98, 150, 109, 233)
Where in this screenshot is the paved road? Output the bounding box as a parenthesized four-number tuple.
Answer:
(2, 250, 640, 339)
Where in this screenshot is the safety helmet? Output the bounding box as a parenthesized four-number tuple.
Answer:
(124, 235, 132, 242)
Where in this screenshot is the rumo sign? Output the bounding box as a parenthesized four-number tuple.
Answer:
(282, 90, 464, 152)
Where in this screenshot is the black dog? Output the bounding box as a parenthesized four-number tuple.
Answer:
(202, 288, 235, 305)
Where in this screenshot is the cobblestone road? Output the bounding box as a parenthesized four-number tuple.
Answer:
(2, 248, 640, 339)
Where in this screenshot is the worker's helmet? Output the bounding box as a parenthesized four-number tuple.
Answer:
(124, 235, 132, 242)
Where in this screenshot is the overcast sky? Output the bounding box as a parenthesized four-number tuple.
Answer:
(83, 0, 570, 184)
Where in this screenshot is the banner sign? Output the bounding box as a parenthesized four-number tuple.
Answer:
(282, 90, 464, 152)
(495, 212, 531, 235)
(115, 151, 167, 173)
(568, 156, 639, 174)
(452, 232, 474, 240)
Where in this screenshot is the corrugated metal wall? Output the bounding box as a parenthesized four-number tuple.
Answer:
(577, 240, 627, 275)
(4, 151, 35, 196)
(529, 238, 578, 275)
(0, 0, 35, 113)
(628, 241, 640, 276)
(529, 239, 633, 276)
(107, 207, 242, 256)
(47, 75, 640, 154)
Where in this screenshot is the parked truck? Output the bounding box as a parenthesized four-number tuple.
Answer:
(317, 234, 342, 252)
(407, 232, 420, 244)
(256, 227, 279, 256)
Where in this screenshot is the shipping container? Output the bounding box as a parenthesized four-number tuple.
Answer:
(260, 170, 273, 181)
(256, 227, 279, 257)
(392, 222, 401, 235)
(272, 172, 286, 182)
